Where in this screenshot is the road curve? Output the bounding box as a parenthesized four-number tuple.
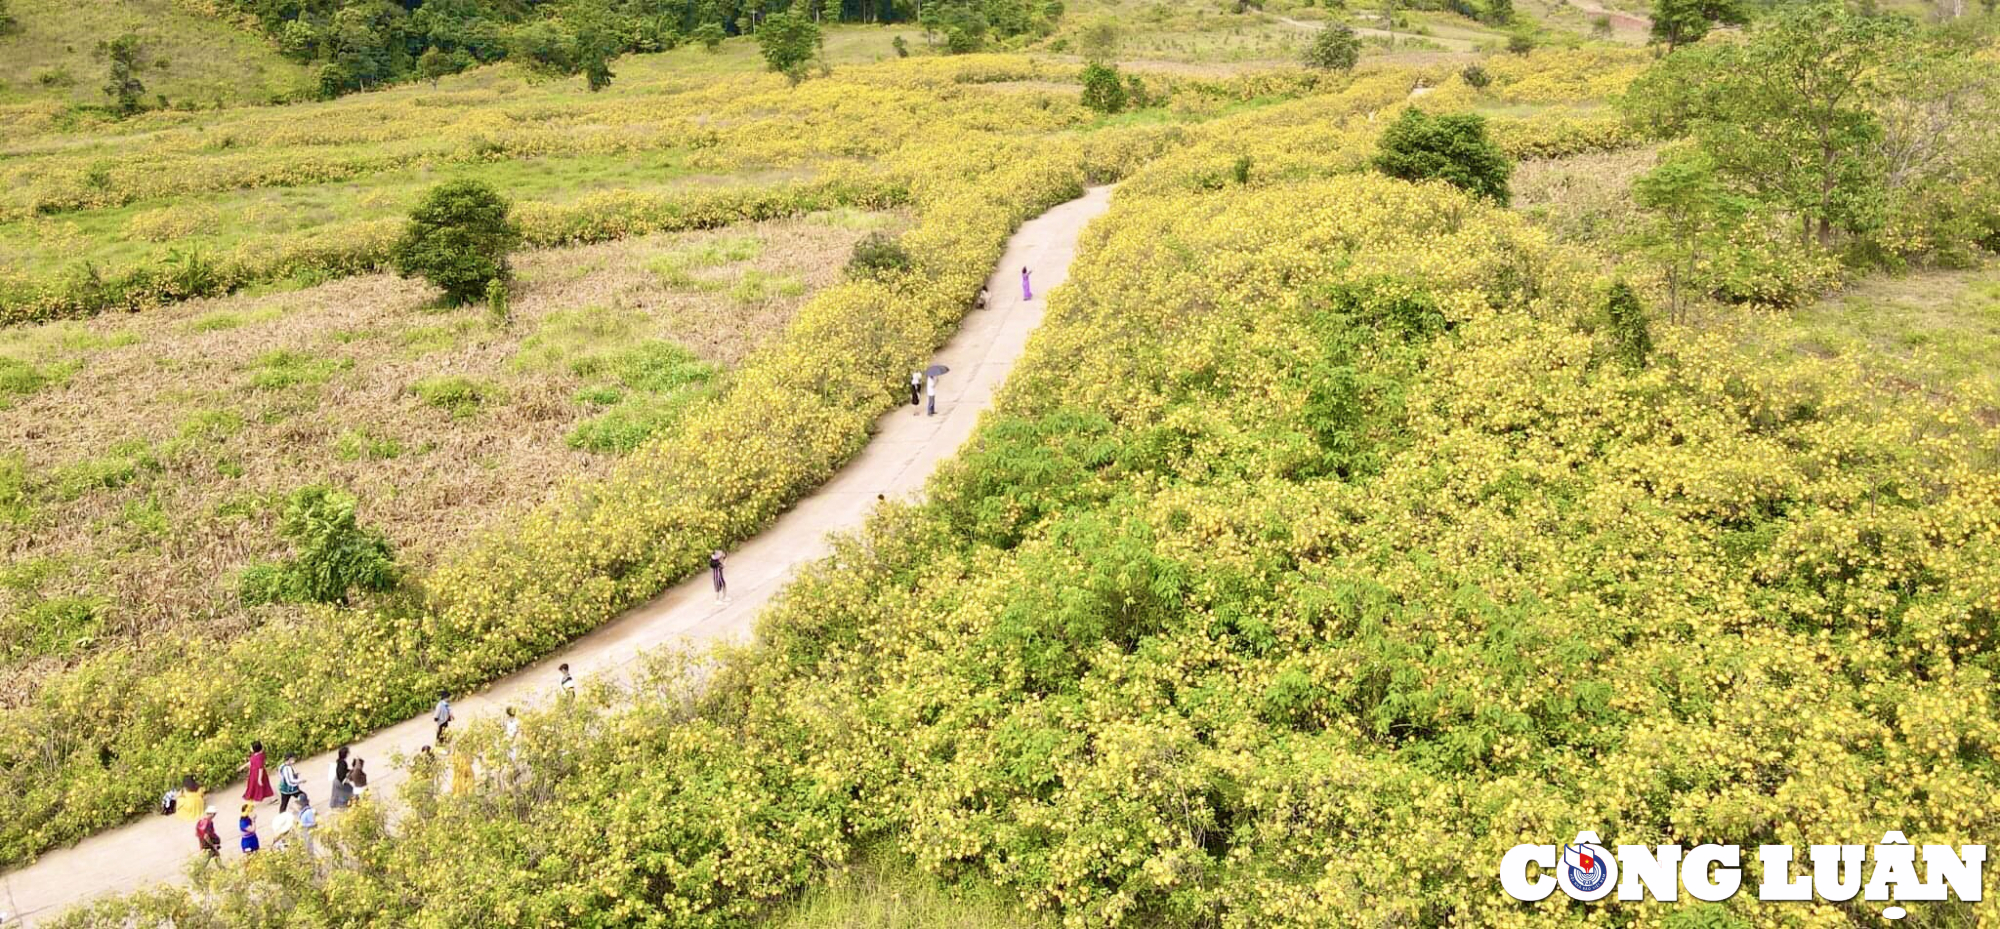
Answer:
(0, 185, 1118, 926)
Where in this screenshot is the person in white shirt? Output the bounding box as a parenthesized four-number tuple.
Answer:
(925, 374, 938, 416)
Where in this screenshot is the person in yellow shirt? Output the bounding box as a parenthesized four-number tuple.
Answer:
(176, 776, 205, 823)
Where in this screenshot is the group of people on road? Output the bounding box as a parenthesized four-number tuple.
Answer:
(909, 269, 1031, 418)
(179, 666, 587, 863)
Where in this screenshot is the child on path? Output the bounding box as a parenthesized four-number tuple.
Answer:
(348, 758, 369, 797)
(1021, 266, 1032, 301)
(434, 691, 454, 743)
(710, 550, 729, 604)
(277, 755, 304, 813)
(243, 741, 274, 804)
(977, 285, 989, 310)
(558, 663, 577, 699)
(195, 807, 222, 860)
(238, 804, 261, 855)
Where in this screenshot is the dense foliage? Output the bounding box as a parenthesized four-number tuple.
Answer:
(238, 486, 399, 607)
(214, 0, 1061, 98)
(58, 154, 2000, 929)
(1372, 107, 1512, 203)
(1624, 4, 2000, 302)
(390, 179, 521, 305)
(1301, 23, 1360, 71)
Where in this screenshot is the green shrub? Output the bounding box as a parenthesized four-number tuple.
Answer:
(1302, 24, 1361, 71)
(1372, 107, 1512, 203)
(1460, 64, 1490, 89)
(238, 486, 397, 606)
(411, 374, 499, 418)
(1602, 279, 1651, 370)
(1079, 62, 1126, 114)
(845, 231, 913, 280)
(391, 180, 521, 306)
(694, 22, 726, 52)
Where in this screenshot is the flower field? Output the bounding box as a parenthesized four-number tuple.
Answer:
(57, 131, 2000, 927)
(13, 6, 2000, 925)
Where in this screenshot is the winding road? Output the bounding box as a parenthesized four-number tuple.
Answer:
(0, 185, 1118, 926)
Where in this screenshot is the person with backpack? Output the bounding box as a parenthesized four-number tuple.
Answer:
(194, 807, 223, 861)
(277, 754, 305, 813)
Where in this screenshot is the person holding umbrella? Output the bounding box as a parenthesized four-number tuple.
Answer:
(924, 364, 948, 416)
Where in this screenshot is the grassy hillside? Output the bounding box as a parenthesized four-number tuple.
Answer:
(0, 0, 314, 108)
(12, 0, 2000, 924)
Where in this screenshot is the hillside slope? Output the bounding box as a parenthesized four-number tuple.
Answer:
(0, 0, 312, 108)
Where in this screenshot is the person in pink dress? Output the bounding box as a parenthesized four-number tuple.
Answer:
(242, 741, 275, 803)
(1021, 266, 1033, 301)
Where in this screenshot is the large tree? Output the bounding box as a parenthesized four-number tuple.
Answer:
(1626, 2, 1911, 247)
(1648, 0, 1747, 52)
(758, 8, 823, 85)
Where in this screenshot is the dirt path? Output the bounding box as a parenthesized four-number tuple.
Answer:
(0, 185, 1118, 927)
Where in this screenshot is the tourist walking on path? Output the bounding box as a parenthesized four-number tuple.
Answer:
(277, 755, 304, 813)
(1021, 266, 1033, 301)
(977, 284, 990, 310)
(348, 758, 370, 797)
(237, 804, 260, 855)
(926, 372, 938, 416)
(242, 742, 274, 804)
(296, 796, 318, 855)
(910, 370, 922, 409)
(558, 663, 577, 699)
(329, 746, 350, 800)
(434, 691, 454, 743)
(194, 807, 222, 860)
(173, 776, 203, 822)
(711, 550, 729, 604)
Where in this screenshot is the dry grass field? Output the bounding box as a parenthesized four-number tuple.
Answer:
(0, 209, 896, 701)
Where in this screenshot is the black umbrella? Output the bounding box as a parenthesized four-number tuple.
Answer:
(924, 364, 950, 377)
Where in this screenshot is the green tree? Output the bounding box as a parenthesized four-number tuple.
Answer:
(1649, 0, 1747, 52)
(1078, 61, 1126, 113)
(1629, 148, 1745, 318)
(418, 47, 457, 87)
(1626, 3, 1911, 247)
(1371, 107, 1512, 203)
(391, 179, 520, 305)
(758, 8, 822, 85)
(511, 2, 620, 91)
(0, 0, 19, 36)
(694, 22, 727, 52)
(1301, 24, 1361, 71)
(95, 34, 148, 116)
